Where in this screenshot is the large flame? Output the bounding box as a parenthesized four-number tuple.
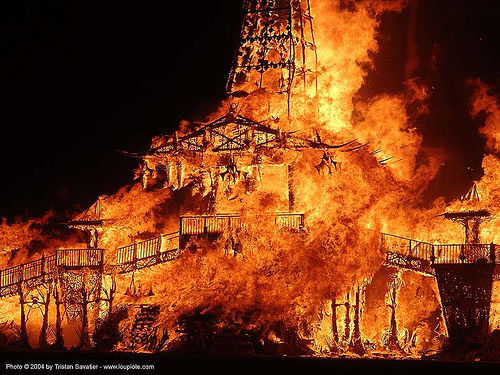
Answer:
(0, 0, 498, 358)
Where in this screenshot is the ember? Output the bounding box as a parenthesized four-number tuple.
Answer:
(0, 0, 499, 363)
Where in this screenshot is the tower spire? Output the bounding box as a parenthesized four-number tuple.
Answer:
(227, 0, 318, 116)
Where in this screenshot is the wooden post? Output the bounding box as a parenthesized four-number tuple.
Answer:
(208, 171, 218, 214)
(156, 236, 162, 264)
(330, 292, 344, 351)
(39, 282, 51, 349)
(89, 228, 99, 249)
(133, 244, 138, 272)
(331, 299, 338, 343)
(53, 280, 64, 349)
(176, 159, 183, 188)
(349, 287, 365, 355)
(19, 297, 30, 348)
(41, 254, 46, 281)
(79, 285, 90, 350)
(385, 277, 401, 351)
(287, 164, 295, 212)
(99, 248, 104, 267)
(179, 218, 186, 251)
(18, 271, 30, 348)
(460, 244, 466, 263)
(343, 295, 351, 343)
(108, 276, 116, 317)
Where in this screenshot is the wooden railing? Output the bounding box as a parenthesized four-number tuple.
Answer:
(275, 213, 305, 229)
(1, 255, 55, 289)
(381, 233, 434, 260)
(116, 237, 162, 265)
(56, 248, 104, 267)
(0, 231, 181, 295)
(0, 249, 104, 295)
(180, 215, 241, 235)
(116, 243, 136, 265)
(115, 232, 180, 273)
(432, 243, 494, 264)
(180, 213, 304, 236)
(382, 233, 497, 266)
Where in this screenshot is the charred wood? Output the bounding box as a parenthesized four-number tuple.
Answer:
(17, 283, 30, 349)
(349, 287, 365, 355)
(38, 284, 51, 349)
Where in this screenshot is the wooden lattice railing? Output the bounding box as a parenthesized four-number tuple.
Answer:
(382, 233, 499, 276)
(115, 232, 180, 273)
(56, 248, 104, 267)
(0, 212, 304, 295)
(179, 213, 304, 236)
(0, 249, 104, 297)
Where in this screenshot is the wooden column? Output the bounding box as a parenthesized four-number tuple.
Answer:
(107, 276, 116, 317)
(385, 280, 401, 351)
(18, 278, 30, 349)
(156, 237, 162, 265)
(343, 293, 350, 343)
(132, 243, 138, 273)
(53, 279, 64, 349)
(38, 283, 51, 349)
(331, 292, 344, 350)
(208, 170, 219, 214)
(349, 287, 365, 355)
(79, 285, 91, 350)
(287, 164, 295, 212)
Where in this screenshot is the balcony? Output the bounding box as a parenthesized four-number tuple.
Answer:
(179, 213, 304, 236)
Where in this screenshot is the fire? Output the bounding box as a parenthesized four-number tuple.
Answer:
(0, 0, 499, 360)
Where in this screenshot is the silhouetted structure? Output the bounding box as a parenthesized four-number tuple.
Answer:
(383, 185, 498, 354)
(227, 0, 318, 115)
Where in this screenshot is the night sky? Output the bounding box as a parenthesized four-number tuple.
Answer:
(0, 0, 498, 221)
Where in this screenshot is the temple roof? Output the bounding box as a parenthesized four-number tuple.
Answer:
(147, 111, 355, 156)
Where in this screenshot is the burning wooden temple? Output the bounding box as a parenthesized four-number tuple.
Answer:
(0, 0, 499, 359)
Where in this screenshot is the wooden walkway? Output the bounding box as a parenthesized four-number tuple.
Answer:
(10, 217, 497, 299)
(0, 213, 306, 299)
(0, 249, 104, 298)
(115, 232, 180, 274)
(381, 232, 499, 276)
(0, 234, 182, 299)
(179, 213, 304, 235)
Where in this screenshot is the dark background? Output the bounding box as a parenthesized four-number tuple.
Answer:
(0, 0, 498, 220)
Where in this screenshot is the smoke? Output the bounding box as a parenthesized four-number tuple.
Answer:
(0, 211, 85, 268)
(469, 79, 500, 155)
(404, 0, 419, 78)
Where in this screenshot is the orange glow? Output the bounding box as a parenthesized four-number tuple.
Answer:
(0, 0, 499, 358)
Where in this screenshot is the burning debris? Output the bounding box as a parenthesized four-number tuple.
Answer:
(0, 0, 500, 362)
